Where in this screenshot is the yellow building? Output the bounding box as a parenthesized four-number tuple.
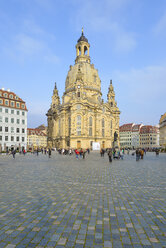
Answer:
(47, 30, 120, 149)
(159, 113, 166, 148)
(27, 128, 47, 149)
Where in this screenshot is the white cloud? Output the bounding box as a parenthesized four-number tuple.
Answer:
(71, 0, 136, 53)
(113, 65, 166, 125)
(15, 34, 44, 55)
(115, 65, 166, 101)
(154, 12, 166, 35)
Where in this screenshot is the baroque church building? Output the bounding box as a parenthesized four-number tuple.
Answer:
(47, 30, 120, 149)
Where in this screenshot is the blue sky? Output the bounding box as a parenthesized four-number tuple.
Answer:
(0, 0, 166, 127)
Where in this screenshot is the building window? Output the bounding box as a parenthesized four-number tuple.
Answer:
(5, 117, 8, 123)
(77, 115, 81, 135)
(0, 116, 2, 122)
(77, 104, 81, 110)
(102, 118, 105, 137)
(5, 108, 8, 113)
(22, 120, 25, 124)
(22, 111, 25, 116)
(110, 120, 112, 136)
(78, 92, 80, 97)
(5, 136, 8, 141)
(5, 100, 9, 106)
(16, 137, 19, 141)
(22, 128, 25, 133)
(0, 107, 2, 112)
(9, 94, 13, 99)
(4, 93, 8, 97)
(16, 102, 20, 108)
(11, 136, 14, 141)
(5, 127, 8, 132)
(0, 136, 2, 141)
(68, 117, 71, 136)
(22, 104, 25, 109)
(58, 119, 61, 135)
(11, 101, 14, 107)
(17, 119, 20, 124)
(22, 137, 24, 142)
(11, 127, 14, 133)
(0, 126, 2, 131)
(0, 99, 2, 105)
(16, 128, 19, 133)
(89, 116, 92, 136)
(11, 118, 14, 123)
(11, 109, 14, 114)
(17, 110, 20, 115)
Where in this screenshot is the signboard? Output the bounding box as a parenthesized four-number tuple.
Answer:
(92, 142, 100, 151)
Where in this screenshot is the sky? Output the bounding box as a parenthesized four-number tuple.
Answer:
(0, 0, 166, 128)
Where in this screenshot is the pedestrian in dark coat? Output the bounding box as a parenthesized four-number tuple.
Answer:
(48, 148, 51, 158)
(108, 150, 112, 162)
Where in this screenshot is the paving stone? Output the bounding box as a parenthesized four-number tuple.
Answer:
(0, 152, 165, 248)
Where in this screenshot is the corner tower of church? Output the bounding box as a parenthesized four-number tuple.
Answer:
(47, 30, 120, 149)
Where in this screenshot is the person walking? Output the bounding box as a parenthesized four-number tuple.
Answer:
(48, 148, 51, 158)
(108, 149, 112, 162)
(136, 149, 140, 161)
(12, 149, 16, 159)
(83, 150, 86, 159)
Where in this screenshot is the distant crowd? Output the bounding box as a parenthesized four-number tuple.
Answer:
(3, 146, 161, 161)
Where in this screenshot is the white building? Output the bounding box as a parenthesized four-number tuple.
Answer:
(119, 123, 134, 148)
(120, 123, 159, 149)
(131, 124, 143, 148)
(0, 88, 28, 152)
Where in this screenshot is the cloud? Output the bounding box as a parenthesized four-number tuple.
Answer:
(113, 65, 166, 125)
(115, 65, 166, 101)
(71, 0, 136, 53)
(3, 18, 59, 63)
(99, 64, 166, 125)
(154, 12, 166, 35)
(15, 34, 44, 55)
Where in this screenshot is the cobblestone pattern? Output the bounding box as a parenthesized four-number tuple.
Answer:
(0, 152, 166, 247)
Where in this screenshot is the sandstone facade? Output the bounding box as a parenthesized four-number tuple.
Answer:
(47, 31, 120, 149)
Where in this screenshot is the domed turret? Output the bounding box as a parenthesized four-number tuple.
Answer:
(75, 28, 90, 64)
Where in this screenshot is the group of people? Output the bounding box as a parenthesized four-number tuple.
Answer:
(74, 148, 89, 159)
(100, 148, 124, 162)
(135, 149, 145, 161)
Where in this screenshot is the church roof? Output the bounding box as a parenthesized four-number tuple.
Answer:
(77, 30, 88, 43)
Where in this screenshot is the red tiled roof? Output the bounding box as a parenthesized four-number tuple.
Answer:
(27, 128, 47, 136)
(132, 124, 142, 132)
(119, 123, 134, 132)
(140, 125, 158, 134)
(0, 89, 28, 111)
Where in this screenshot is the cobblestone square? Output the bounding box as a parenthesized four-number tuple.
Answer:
(0, 152, 166, 247)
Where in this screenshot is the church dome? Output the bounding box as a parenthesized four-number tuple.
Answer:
(77, 30, 88, 43)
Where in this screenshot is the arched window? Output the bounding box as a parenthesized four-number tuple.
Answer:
(77, 115, 81, 135)
(102, 118, 105, 137)
(110, 120, 112, 136)
(58, 119, 61, 135)
(89, 117, 92, 136)
(68, 117, 71, 136)
(79, 46, 81, 55)
(84, 46, 87, 55)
